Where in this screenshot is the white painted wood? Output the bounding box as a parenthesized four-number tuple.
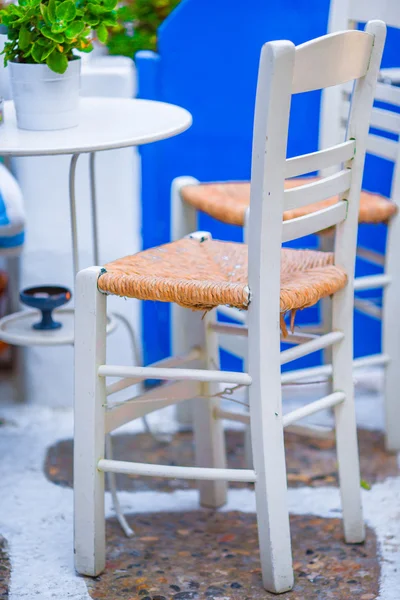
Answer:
(105, 380, 202, 433)
(331, 19, 386, 545)
(215, 409, 334, 439)
(320, 2, 400, 454)
(171, 177, 201, 427)
(282, 392, 345, 426)
(217, 332, 247, 358)
(319, 233, 335, 367)
(99, 365, 252, 385)
(282, 330, 319, 344)
(354, 353, 390, 368)
(285, 140, 355, 178)
(97, 459, 257, 483)
(194, 310, 228, 507)
(217, 304, 246, 323)
(292, 30, 373, 94)
(74, 267, 107, 576)
(282, 201, 347, 242)
(353, 273, 391, 290)
(374, 80, 400, 106)
(247, 39, 295, 593)
(356, 246, 385, 267)
(209, 322, 248, 336)
(0, 99, 192, 156)
(281, 352, 389, 385)
(106, 348, 202, 395)
(284, 169, 351, 211)
(73, 21, 386, 589)
(349, 0, 400, 27)
(280, 332, 344, 365)
(353, 297, 382, 320)
(341, 101, 400, 136)
(369, 107, 400, 135)
(382, 135, 400, 449)
(367, 134, 398, 161)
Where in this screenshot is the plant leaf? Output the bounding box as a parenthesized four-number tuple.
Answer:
(31, 41, 44, 62)
(96, 22, 107, 43)
(51, 20, 68, 33)
(65, 20, 84, 39)
(85, 15, 99, 26)
(41, 26, 64, 43)
(47, 0, 56, 23)
(360, 479, 371, 491)
(46, 48, 68, 73)
(19, 24, 31, 50)
(40, 3, 51, 26)
(87, 2, 106, 15)
(41, 42, 56, 60)
(56, 1, 76, 22)
(103, 0, 117, 9)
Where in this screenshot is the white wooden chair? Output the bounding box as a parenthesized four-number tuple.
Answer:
(74, 21, 385, 593)
(172, 0, 400, 450)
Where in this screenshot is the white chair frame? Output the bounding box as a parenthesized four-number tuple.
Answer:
(172, 1, 400, 451)
(74, 22, 385, 593)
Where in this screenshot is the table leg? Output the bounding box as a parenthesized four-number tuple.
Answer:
(89, 152, 100, 266)
(69, 153, 81, 276)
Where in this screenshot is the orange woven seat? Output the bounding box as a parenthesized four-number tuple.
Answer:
(181, 180, 397, 227)
(98, 238, 347, 329)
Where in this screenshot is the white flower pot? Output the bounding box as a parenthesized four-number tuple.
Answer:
(9, 58, 81, 131)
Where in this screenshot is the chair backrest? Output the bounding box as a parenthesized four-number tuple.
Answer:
(247, 21, 386, 330)
(320, 0, 400, 186)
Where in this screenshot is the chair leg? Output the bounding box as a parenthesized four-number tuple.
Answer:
(74, 267, 107, 576)
(248, 312, 293, 593)
(382, 216, 400, 451)
(171, 177, 199, 428)
(332, 287, 365, 544)
(319, 234, 334, 366)
(194, 309, 227, 508)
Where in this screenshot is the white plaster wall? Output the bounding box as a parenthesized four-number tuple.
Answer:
(0, 51, 142, 407)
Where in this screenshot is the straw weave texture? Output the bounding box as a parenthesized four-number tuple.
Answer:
(98, 238, 347, 330)
(181, 179, 397, 227)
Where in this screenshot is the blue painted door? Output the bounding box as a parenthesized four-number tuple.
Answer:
(137, 0, 400, 369)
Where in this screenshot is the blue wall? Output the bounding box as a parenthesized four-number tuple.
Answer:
(137, 0, 400, 369)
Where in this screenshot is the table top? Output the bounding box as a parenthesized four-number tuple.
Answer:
(0, 97, 192, 156)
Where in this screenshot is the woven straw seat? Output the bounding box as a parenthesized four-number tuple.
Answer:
(98, 238, 347, 330)
(181, 179, 397, 227)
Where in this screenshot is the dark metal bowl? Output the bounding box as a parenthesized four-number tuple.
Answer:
(20, 285, 72, 330)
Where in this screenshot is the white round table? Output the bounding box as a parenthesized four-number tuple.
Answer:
(0, 97, 192, 346)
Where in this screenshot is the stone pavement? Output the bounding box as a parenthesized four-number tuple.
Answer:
(0, 368, 399, 599)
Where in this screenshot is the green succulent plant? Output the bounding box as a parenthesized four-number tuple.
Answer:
(106, 0, 180, 58)
(0, 0, 118, 74)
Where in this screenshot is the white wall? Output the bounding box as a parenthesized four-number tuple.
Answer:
(1, 51, 142, 407)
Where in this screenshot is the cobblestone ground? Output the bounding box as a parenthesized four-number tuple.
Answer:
(85, 512, 379, 600)
(44, 429, 398, 492)
(0, 537, 10, 599)
(0, 372, 398, 600)
(43, 427, 394, 600)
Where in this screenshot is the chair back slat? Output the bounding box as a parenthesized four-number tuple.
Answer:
(374, 81, 400, 106)
(282, 202, 348, 243)
(349, 0, 400, 28)
(284, 170, 352, 211)
(341, 101, 400, 135)
(285, 140, 355, 178)
(248, 19, 386, 312)
(292, 30, 373, 94)
(367, 134, 398, 161)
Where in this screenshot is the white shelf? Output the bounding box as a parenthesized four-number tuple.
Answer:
(0, 308, 117, 346)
